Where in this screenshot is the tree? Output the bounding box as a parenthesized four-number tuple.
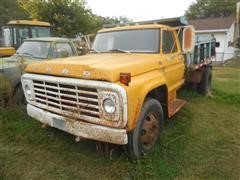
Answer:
(19, 0, 97, 37)
(0, 0, 28, 24)
(185, 0, 237, 19)
(93, 15, 132, 30)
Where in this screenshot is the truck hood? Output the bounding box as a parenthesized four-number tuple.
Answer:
(0, 55, 32, 70)
(25, 53, 160, 82)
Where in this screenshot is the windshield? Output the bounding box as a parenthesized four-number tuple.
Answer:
(16, 41, 50, 59)
(92, 29, 160, 53)
(31, 26, 51, 38)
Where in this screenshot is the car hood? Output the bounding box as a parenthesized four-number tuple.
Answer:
(25, 53, 161, 82)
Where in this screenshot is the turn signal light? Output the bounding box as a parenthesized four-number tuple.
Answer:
(120, 73, 131, 86)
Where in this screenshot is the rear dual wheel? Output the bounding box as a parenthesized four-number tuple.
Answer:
(126, 98, 164, 159)
(197, 66, 212, 95)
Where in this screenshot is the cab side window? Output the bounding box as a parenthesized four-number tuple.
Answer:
(162, 30, 177, 54)
(52, 43, 74, 58)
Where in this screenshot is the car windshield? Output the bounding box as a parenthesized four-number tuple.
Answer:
(92, 29, 160, 53)
(16, 41, 50, 59)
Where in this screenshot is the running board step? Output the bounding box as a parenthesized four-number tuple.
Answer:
(168, 99, 187, 118)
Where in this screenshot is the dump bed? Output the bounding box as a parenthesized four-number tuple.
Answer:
(186, 35, 216, 70)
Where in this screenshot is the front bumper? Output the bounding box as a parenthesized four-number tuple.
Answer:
(27, 104, 128, 145)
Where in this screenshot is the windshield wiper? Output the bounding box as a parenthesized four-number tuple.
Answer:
(15, 52, 33, 58)
(108, 49, 132, 54)
(21, 52, 33, 58)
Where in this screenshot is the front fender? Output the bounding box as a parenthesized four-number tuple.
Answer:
(119, 70, 168, 131)
(1, 66, 22, 97)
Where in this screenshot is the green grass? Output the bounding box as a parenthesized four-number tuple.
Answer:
(212, 58, 240, 105)
(223, 57, 240, 69)
(0, 59, 240, 179)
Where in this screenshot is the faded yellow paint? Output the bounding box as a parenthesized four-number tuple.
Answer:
(117, 70, 168, 130)
(25, 24, 185, 131)
(25, 53, 162, 82)
(0, 47, 16, 57)
(7, 20, 51, 27)
(100, 24, 172, 33)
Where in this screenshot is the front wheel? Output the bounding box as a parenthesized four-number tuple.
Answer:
(126, 98, 164, 159)
(13, 85, 27, 111)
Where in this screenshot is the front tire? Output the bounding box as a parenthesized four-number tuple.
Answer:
(126, 98, 164, 159)
(13, 85, 27, 111)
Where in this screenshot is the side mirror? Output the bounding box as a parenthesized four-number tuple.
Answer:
(215, 42, 220, 48)
(182, 25, 195, 53)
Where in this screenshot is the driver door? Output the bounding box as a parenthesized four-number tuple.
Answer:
(161, 29, 185, 91)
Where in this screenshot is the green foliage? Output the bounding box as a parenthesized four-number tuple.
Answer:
(0, 0, 28, 24)
(93, 15, 132, 32)
(1, 0, 131, 37)
(18, 0, 131, 37)
(18, 0, 97, 37)
(185, 0, 237, 19)
(94, 16, 132, 29)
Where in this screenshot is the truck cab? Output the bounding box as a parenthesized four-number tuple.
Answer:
(21, 18, 214, 159)
(0, 20, 52, 57)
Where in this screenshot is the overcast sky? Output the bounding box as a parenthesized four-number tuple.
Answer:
(86, 0, 196, 21)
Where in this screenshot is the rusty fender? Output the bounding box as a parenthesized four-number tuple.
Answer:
(27, 104, 128, 145)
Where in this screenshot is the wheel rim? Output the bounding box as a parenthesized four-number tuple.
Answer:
(140, 112, 160, 150)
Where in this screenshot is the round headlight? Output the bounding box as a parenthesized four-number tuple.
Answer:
(24, 84, 32, 98)
(103, 98, 116, 113)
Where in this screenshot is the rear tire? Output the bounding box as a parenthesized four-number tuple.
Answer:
(126, 98, 164, 160)
(197, 66, 212, 95)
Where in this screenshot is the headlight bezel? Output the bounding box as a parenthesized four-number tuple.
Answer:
(98, 91, 120, 122)
(21, 79, 34, 101)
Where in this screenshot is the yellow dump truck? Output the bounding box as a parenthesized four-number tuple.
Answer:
(21, 17, 217, 158)
(0, 20, 52, 57)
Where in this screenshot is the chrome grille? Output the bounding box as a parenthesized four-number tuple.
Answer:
(32, 80, 100, 120)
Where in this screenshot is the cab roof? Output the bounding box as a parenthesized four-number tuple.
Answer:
(99, 16, 188, 33)
(7, 20, 51, 27)
(25, 37, 70, 42)
(99, 24, 170, 33)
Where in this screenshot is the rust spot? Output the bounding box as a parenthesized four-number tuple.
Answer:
(131, 98, 142, 129)
(168, 99, 186, 118)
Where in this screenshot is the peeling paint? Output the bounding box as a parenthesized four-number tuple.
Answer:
(132, 98, 142, 129)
